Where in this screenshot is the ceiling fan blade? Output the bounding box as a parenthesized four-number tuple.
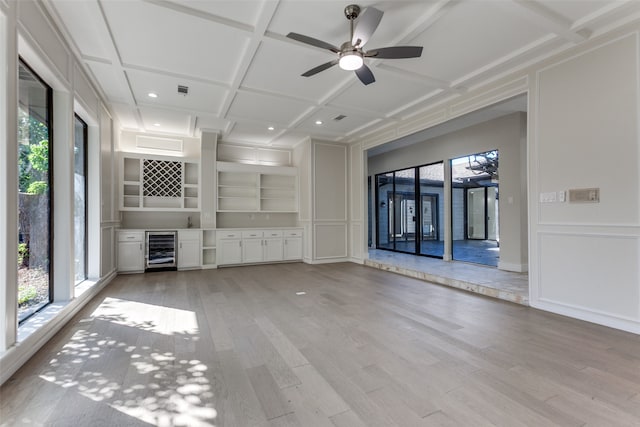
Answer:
(286, 32, 339, 53)
(302, 59, 339, 77)
(355, 64, 375, 85)
(352, 7, 383, 48)
(365, 46, 423, 59)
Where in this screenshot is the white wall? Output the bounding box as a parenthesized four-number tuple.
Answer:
(529, 32, 639, 333)
(367, 112, 528, 272)
(354, 22, 640, 334)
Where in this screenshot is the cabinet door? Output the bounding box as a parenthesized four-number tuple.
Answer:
(118, 241, 144, 272)
(243, 238, 264, 263)
(178, 239, 200, 269)
(219, 239, 242, 265)
(283, 237, 303, 260)
(264, 238, 283, 262)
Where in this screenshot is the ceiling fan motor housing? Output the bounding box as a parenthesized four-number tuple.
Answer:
(344, 4, 361, 20)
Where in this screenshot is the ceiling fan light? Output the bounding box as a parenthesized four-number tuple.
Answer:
(339, 52, 363, 70)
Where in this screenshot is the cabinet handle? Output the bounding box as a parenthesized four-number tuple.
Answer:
(139, 243, 142, 250)
(285, 240, 287, 245)
(239, 241, 242, 247)
(180, 242, 182, 249)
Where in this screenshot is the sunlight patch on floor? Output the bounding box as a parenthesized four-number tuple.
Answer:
(91, 297, 199, 336)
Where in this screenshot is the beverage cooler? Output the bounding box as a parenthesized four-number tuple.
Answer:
(145, 231, 177, 270)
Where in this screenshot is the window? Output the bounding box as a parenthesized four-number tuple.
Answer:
(74, 115, 88, 284)
(17, 60, 53, 322)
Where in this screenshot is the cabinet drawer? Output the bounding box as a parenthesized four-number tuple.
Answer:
(264, 230, 283, 238)
(218, 230, 242, 239)
(118, 231, 144, 242)
(178, 230, 200, 241)
(242, 230, 264, 238)
(284, 229, 303, 237)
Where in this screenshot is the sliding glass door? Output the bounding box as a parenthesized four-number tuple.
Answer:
(375, 162, 443, 258)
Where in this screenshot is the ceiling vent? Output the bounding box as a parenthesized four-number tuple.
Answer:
(333, 114, 347, 121)
(177, 85, 189, 95)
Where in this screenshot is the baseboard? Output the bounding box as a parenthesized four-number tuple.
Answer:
(304, 257, 352, 265)
(498, 261, 528, 272)
(531, 298, 640, 335)
(0, 270, 117, 385)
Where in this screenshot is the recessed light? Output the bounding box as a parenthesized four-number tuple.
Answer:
(315, 120, 323, 125)
(295, 291, 306, 295)
(268, 126, 275, 131)
(148, 92, 158, 98)
(153, 123, 161, 127)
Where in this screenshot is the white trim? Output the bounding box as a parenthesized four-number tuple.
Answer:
(0, 271, 116, 385)
(531, 299, 640, 335)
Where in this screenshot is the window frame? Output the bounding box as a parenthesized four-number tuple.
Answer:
(17, 57, 54, 324)
(74, 113, 88, 285)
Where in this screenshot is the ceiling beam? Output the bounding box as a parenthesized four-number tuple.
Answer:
(510, 0, 591, 43)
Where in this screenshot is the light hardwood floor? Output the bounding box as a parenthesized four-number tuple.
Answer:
(2, 263, 639, 426)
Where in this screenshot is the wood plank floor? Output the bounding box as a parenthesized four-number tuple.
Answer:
(2, 262, 639, 426)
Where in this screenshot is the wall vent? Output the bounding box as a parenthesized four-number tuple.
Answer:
(177, 85, 189, 95)
(333, 114, 347, 121)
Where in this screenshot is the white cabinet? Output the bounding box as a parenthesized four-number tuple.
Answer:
(242, 230, 264, 263)
(120, 153, 200, 211)
(178, 230, 201, 270)
(217, 230, 243, 265)
(117, 231, 144, 273)
(283, 229, 303, 260)
(217, 228, 302, 266)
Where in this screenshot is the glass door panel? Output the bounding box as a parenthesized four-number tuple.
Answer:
(418, 163, 444, 257)
(376, 173, 394, 250)
(451, 150, 499, 267)
(392, 168, 416, 253)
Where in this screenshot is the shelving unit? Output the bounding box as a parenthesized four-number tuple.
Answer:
(216, 161, 297, 213)
(260, 174, 297, 212)
(120, 153, 200, 211)
(201, 229, 217, 268)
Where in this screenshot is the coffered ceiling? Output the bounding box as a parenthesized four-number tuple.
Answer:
(44, 0, 640, 147)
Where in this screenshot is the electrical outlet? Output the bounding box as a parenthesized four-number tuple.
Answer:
(558, 191, 566, 202)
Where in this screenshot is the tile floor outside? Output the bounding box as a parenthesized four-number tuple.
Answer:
(366, 248, 529, 305)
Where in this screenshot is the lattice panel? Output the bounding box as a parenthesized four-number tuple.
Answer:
(143, 159, 182, 198)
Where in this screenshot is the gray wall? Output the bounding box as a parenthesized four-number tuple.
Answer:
(368, 112, 528, 271)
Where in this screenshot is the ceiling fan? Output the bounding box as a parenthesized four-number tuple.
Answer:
(286, 4, 423, 85)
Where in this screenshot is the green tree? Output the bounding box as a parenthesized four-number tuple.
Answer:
(17, 111, 49, 194)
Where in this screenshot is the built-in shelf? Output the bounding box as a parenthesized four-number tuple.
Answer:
(216, 161, 297, 213)
(202, 229, 216, 269)
(120, 153, 200, 211)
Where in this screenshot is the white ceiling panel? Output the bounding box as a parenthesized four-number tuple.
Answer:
(110, 102, 139, 130)
(101, 0, 250, 83)
(398, 1, 549, 81)
(50, 0, 114, 60)
(296, 106, 376, 135)
(170, 0, 265, 27)
(127, 69, 227, 115)
(195, 115, 231, 133)
(224, 122, 279, 145)
(227, 91, 313, 126)
(44, 0, 640, 146)
(328, 67, 440, 115)
(139, 106, 192, 135)
(241, 38, 351, 100)
(537, 0, 612, 23)
(87, 62, 131, 103)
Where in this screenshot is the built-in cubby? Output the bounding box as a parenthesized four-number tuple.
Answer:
(120, 153, 200, 211)
(202, 229, 216, 268)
